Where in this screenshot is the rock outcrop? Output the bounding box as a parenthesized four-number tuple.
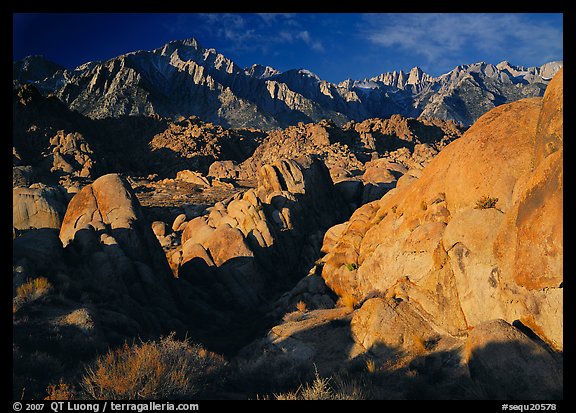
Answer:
(174, 156, 348, 316)
(148, 117, 264, 176)
(13, 173, 189, 398)
(12, 85, 264, 189)
(47, 130, 97, 179)
(240, 69, 562, 401)
(59, 173, 182, 328)
(13, 183, 68, 230)
(319, 70, 563, 350)
(241, 116, 461, 181)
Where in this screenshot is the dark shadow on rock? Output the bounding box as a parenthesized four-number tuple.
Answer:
(374, 132, 416, 153)
(13, 228, 63, 270)
(176, 253, 278, 356)
(407, 118, 448, 144)
(229, 309, 564, 400)
(467, 340, 563, 400)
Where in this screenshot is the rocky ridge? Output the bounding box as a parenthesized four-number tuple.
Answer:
(14, 38, 562, 129)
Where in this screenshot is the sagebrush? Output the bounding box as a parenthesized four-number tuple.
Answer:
(81, 333, 227, 400)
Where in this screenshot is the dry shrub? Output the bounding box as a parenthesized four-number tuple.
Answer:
(274, 370, 364, 400)
(235, 352, 310, 397)
(282, 311, 302, 323)
(345, 262, 358, 271)
(14, 277, 52, 311)
(475, 195, 499, 209)
(295, 300, 308, 313)
(365, 359, 377, 373)
(81, 333, 227, 400)
(411, 334, 428, 354)
(45, 382, 75, 400)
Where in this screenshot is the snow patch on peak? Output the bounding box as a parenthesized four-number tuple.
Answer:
(298, 69, 320, 80)
(246, 64, 281, 79)
(353, 80, 379, 90)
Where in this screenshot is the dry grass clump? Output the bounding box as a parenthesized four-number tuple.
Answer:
(274, 370, 364, 400)
(45, 382, 75, 400)
(81, 333, 227, 400)
(295, 300, 308, 313)
(365, 359, 377, 373)
(14, 277, 52, 311)
(235, 351, 312, 398)
(411, 334, 429, 354)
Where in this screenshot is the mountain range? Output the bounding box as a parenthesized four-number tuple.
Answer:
(13, 37, 563, 130)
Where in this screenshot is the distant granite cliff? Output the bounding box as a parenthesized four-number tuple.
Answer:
(13, 38, 562, 130)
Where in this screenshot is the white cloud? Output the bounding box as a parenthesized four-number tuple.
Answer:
(275, 30, 325, 52)
(169, 13, 325, 55)
(363, 13, 563, 70)
(257, 13, 296, 25)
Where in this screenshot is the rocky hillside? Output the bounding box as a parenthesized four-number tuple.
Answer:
(14, 38, 562, 129)
(13, 84, 265, 187)
(238, 115, 462, 180)
(12, 65, 562, 400)
(241, 69, 563, 400)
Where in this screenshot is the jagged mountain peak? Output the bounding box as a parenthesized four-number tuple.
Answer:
(273, 68, 322, 81)
(407, 66, 430, 85)
(13, 37, 563, 129)
(540, 60, 563, 80)
(13, 55, 66, 83)
(245, 63, 281, 79)
(155, 37, 204, 60)
(157, 37, 203, 53)
(297, 68, 321, 80)
(15, 54, 58, 66)
(172, 37, 202, 48)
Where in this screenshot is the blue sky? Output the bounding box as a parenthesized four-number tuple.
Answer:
(13, 13, 563, 83)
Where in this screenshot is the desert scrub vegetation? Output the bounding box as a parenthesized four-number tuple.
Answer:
(295, 300, 308, 313)
(45, 381, 75, 400)
(273, 370, 364, 400)
(365, 359, 377, 373)
(81, 333, 227, 399)
(475, 195, 499, 209)
(13, 276, 52, 311)
(345, 262, 358, 271)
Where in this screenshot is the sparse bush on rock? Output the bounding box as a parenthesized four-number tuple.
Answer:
(13, 277, 52, 311)
(274, 370, 364, 400)
(475, 195, 499, 209)
(81, 334, 227, 400)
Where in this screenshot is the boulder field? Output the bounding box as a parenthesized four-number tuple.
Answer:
(246, 70, 563, 399)
(12, 69, 563, 400)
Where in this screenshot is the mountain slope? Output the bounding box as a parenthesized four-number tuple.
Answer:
(14, 38, 562, 129)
